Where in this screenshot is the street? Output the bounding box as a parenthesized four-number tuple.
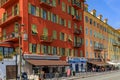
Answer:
(75, 71, 120, 80)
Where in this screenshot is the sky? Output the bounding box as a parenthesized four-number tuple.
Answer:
(86, 0, 120, 29)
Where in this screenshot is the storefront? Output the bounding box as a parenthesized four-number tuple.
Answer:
(23, 54, 69, 79)
(67, 57, 87, 72)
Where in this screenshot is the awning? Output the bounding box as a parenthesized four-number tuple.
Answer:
(88, 61, 108, 66)
(26, 59, 69, 66)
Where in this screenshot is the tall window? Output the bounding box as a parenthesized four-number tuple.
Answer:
(60, 32, 65, 41)
(52, 47, 57, 55)
(85, 16, 88, 23)
(52, 14, 57, 23)
(32, 44, 36, 53)
(52, 30, 57, 39)
(31, 5, 36, 15)
(43, 45, 48, 54)
(90, 29, 92, 36)
(86, 39, 88, 46)
(43, 10, 47, 20)
(86, 28, 88, 35)
(90, 18, 92, 25)
(90, 40, 92, 47)
(62, 2, 66, 12)
(31, 24, 38, 35)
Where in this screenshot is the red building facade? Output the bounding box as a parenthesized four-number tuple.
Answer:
(0, 0, 85, 79)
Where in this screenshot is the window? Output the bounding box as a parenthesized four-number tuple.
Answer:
(90, 29, 92, 36)
(43, 45, 48, 54)
(60, 48, 65, 56)
(52, 46, 57, 55)
(86, 39, 88, 46)
(42, 10, 47, 20)
(58, 0, 60, 4)
(67, 5, 71, 14)
(90, 40, 92, 47)
(52, 14, 57, 23)
(68, 20, 71, 28)
(31, 5, 36, 15)
(32, 44, 36, 53)
(93, 21, 96, 26)
(85, 16, 88, 23)
(90, 18, 92, 24)
(12, 4, 19, 16)
(60, 18, 66, 26)
(52, 30, 57, 39)
(31, 24, 38, 34)
(62, 2, 66, 12)
(86, 28, 88, 35)
(43, 27, 48, 36)
(60, 32, 65, 41)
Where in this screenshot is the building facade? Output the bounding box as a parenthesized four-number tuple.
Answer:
(84, 4, 120, 63)
(0, 0, 85, 79)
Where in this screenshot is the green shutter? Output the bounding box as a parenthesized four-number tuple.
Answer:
(48, 46, 51, 54)
(60, 48, 62, 56)
(62, 2, 66, 12)
(12, 7, 15, 16)
(3, 29, 6, 40)
(47, 11, 51, 20)
(29, 43, 32, 53)
(53, 30, 57, 39)
(66, 48, 68, 56)
(68, 20, 71, 28)
(51, 46, 53, 54)
(36, 7, 40, 16)
(64, 20, 66, 26)
(51, 12, 53, 22)
(37, 44, 40, 53)
(56, 15, 59, 24)
(28, 3, 31, 14)
(17, 4, 19, 15)
(14, 24, 18, 33)
(60, 32, 62, 40)
(43, 27, 48, 36)
(40, 8, 43, 18)
(71, 7, 75, 15)
(52, 0, 56, 7)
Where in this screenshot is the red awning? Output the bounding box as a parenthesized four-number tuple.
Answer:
(26, 59, 69, 66)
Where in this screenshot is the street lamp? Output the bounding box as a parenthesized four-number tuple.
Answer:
(15, 22, 24, 80)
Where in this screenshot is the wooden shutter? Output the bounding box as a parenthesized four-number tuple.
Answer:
(47, 11, 51, 20)
(29, 43, 32, 53)
(48, 46, 51, 54)
(28, 3, 31, 14)
(36, 7, 40, 16)
(37, 44, 40, 54)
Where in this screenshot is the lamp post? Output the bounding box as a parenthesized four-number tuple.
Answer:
(15, 22, 24, 80)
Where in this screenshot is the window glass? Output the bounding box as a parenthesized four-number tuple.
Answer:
(43, 10, 47, 20)
(31, 5, 36, 15)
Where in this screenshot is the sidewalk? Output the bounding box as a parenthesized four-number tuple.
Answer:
(59, 70, 120, 80)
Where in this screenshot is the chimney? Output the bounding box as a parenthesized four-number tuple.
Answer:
(103, 18, 108, 24)
(97, 14, 102, 20)
(84, 4, 88, 11)
(90, 9, 96, 16)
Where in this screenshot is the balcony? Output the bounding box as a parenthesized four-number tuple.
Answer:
(40, 35, 53, 43)
(40, 0, 53, 9)
(0, 0, 16, 8)
(74, 29, 81, 35)
(94, 46, 103, 51)
(0, 10, 21, 27)
(2, 32, 19, 43)
(112, 42, 117, 46)
(74, 43, 82, 48)
(72, 0, 82, 9)
(72, 15, 80, 22)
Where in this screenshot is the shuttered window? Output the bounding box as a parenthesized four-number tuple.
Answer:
(31, 24, 38, 34)
(68, 20, 71, 28)
(62, 2, 66, 12)
(53, 30, 57, 39)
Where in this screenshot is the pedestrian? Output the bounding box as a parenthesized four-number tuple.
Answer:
(40, 70, 45, 80)
(67, 68, 71, 77)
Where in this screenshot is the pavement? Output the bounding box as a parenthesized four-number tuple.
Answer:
(59, 70, 120, 80)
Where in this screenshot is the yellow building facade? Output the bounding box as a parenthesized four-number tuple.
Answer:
(84, 4, 120, 61)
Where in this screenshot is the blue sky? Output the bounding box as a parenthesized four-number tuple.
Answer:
(86, 0, 120, 29)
